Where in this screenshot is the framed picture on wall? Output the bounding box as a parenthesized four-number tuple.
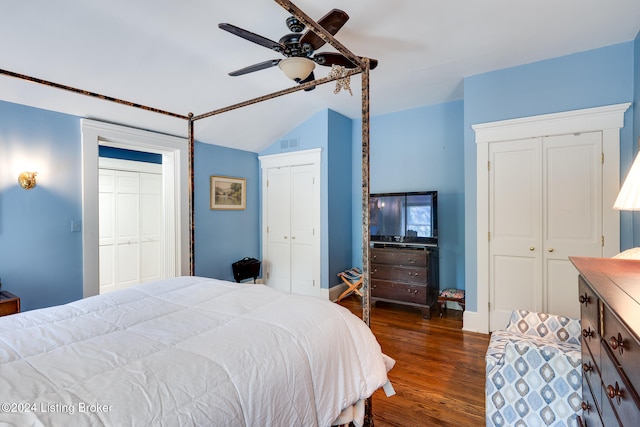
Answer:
(210, 176, 246, 210)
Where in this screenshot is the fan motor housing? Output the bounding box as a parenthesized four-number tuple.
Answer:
(279, 33, 313, 57)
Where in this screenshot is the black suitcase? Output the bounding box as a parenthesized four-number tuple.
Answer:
(232, 257, 261, 283)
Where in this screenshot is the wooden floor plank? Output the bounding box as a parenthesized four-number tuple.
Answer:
(338, 297, 490, 427)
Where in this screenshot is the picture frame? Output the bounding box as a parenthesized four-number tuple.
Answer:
(210, 176, 246, 210)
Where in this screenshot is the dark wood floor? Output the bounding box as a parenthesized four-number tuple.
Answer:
(338, 296, 490, 427)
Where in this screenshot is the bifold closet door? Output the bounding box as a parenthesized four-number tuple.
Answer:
(99, 168, 163, 293)
(289, 164, 316, 296)
(489, 138, 543, 330)
(264, 163, 318, 295)
(489, 132, 603, 329)
(265, 166, 292, 292)
(542, 132, 602, 318)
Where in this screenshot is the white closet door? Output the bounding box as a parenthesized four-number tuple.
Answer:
(266, 167, 292, 291)
(489, 132, 604, 329)
(290, 164, 317, 296)
(140, 172, 163, 283)
(99, 159, 165, 294)
(489, 138, 543, 329)
(543, 132, 602, 318)
(261, 149, 321, 297)
(99, 169, 116, 292)
(116, 171, 140, 289)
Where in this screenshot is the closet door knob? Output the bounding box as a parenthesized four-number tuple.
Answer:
(529, 247, 535, 251)
(548, 248, 554, 253)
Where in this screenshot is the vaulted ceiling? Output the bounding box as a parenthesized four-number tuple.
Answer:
(1, 1, 639, 152)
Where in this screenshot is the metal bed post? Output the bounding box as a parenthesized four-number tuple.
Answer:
(187, 113, 196, 276)
(360, 57, 374, 427)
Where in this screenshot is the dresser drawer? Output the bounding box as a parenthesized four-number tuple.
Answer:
(0, 291, 20, 317)
(371, 279, 427, 304)
(370, 248, 428, 267)
(600, 343, 640, 426)
(581, 377, 603, 427)
(603, 305, 640, 390)
(582, 344, 602, 410)
(371, 264, 427, 284)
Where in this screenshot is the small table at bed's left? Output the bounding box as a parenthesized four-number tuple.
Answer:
(0, 291, 20, 317)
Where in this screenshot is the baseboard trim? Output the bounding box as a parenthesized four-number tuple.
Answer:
(462, 310, 489, 334)
(329, 283, 350, 301)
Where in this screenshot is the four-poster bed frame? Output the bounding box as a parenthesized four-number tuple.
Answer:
(0, 0, 376, 422)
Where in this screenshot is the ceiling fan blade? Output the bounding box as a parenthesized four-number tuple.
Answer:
(299, 9, 349, 50)
(218, 23, 284, 52)
(314, 53, 378, 70)
(228, 59, 281, 76)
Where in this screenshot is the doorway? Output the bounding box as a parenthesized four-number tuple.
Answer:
(98, 157, 164, 293)
(81, 119, 190, 298)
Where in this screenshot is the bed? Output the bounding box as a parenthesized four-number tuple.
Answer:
(0, 276, 394, 426)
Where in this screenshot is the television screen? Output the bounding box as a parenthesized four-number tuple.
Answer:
(370, 191, 437, 245)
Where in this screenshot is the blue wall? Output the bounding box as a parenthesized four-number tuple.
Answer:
(193, 143, 260, 281)
(327, 110, 354, 283)
(0, 99, 260, 310)
(0, 101, 83, 311)
(463, 42, 636, 311)
(351, 100, 466, 292)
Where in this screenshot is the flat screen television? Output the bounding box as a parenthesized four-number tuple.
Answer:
(369, 191, 438, 245)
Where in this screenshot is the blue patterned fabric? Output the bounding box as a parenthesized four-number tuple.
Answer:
(486, 310, 582, 427)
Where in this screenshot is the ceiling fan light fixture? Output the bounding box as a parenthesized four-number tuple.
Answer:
(278, 57, 315, 81)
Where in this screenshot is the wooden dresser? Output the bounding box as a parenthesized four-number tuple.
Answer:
(370, 245, 438, 319)
(0, 290, 21, 317)
(570, 257, 640, 426)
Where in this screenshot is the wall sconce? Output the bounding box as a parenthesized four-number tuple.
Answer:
(18, 171, 37, 190)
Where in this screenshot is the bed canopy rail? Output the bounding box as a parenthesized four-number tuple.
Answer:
(0, 3, 373, 420)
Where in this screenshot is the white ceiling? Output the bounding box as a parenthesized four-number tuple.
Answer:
(1, 0, 639, 152)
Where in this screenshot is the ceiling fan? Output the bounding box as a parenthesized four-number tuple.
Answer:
(218, 9, 378, 89)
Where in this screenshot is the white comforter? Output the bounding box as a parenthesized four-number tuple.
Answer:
(0, 277, 393, 426)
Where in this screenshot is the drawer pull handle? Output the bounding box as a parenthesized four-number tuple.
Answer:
(582, 327, 593, 339)
(580, 401, 591, 413)
(609, 333, 624, 355)
(606, 382, 622, 405)
(582, 362, 593, 373)
(578, 293, 590, 305)
(408, 272, 418, 277)
(407, 289, 418, 295)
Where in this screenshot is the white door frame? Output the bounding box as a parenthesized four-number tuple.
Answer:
(81, 119, 189, 298)
(471, 103, 630, 333)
